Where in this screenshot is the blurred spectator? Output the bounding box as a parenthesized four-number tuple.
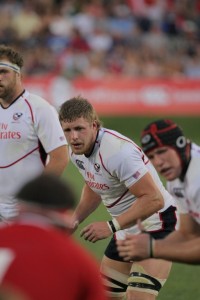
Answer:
(84, 52, 107, 79)
(72, 4, 96, 36)
(11, 2, 42, 40)
(87, 26, 113, 52)
(1, 0, 200, 79)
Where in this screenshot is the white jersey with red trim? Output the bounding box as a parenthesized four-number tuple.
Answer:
(70, 128, 175, 238)
(167, 143, 200, 225)
(0, 90, 67, 219)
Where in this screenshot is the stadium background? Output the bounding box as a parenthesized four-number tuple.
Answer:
(1, 0, 200, 298)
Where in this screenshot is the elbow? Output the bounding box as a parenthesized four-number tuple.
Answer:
(155, 193, 164, 210)
(57, 152, 69, 170)
(63, 154, 69, 167)
(142, 192, 164, 219)
(60, 146, 70, 168)
(149, 191, 164, 213)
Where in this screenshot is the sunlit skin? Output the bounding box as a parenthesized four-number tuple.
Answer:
(147, 146, 182, 181)
(61, 117, 98, 156)
(0, 64, 23, 107)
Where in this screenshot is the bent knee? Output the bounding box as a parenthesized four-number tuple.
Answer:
(100, 264, 128, 298)
(127, 263, 167, 298)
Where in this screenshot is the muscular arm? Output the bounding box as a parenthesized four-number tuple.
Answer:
(74, 184, 102, 224)
(117, 213, 200, 264)
(116, 172, 164, 229)
(80, 172, 165, 243)
(154, 213, 200, 264)
(44, 145, 69, 176)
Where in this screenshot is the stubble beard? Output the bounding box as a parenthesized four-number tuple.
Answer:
(0, 79, 17, 104)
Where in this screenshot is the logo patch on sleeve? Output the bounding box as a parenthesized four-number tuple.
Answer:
(133, 171, 140, 179)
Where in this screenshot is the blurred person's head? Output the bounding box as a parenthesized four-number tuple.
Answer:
(59, 96, 102, 156)
(140, 119, 190, 181)
(16, 173, 76, 230)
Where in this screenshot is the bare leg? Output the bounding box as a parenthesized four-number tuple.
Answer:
(101, 255, 172, 300)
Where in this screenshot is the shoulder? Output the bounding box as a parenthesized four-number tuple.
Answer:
(103, 128, 132, 143)
(187, 155, 200, 182)
(26, 92, 54, 110)
(101, 128, 137, 151)
(24, 93, 59, 121)
(191, 142, 200, 157)
(100, 128, 141, 160)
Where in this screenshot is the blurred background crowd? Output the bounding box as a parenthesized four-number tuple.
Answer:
(1, 0, 200, 79)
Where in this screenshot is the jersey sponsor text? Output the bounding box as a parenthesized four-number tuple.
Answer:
(0, 131, 21, 139)
(86, 180, 109, 190)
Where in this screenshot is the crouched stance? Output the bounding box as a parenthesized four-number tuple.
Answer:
(59, 97, 177, 299)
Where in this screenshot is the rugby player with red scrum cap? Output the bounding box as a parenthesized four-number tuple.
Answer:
(117, 119, 200, 265)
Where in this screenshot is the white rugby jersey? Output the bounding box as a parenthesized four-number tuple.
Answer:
(70, 128, 175, 238)
(167, 143, 200, 225)
(0, 90, 67, 219)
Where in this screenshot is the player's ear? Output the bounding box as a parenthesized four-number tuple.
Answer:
(16, 72, 22, 80)
(92, 120, 98, 129)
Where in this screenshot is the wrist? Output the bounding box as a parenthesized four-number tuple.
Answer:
(73, 220, 79, 228)
(107, 218, 121, 233)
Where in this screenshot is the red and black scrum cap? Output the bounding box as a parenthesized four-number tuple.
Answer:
(140, 119, 187, 155)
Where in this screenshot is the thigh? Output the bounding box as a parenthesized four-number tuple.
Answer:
(100, 255, 131, 300)
(136, 258, 172, 279)
(103, 236, 172, 300)
(101, 255, 172, 300)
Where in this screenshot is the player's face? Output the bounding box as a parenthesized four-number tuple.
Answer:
(61, 117, 98, 155)
(147, 146, 182, 181)
(0, 67, 18, 102)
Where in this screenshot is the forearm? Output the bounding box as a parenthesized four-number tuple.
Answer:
(117, 216, 200, 264)
(115, 194, 163, 230)
(117, 230, 200, 263)
(74, 184, 101, 224)
(115, 173, 164, 230)
(45, 146, 69, 175)
(74, 200, 100, 224)
(44, 160, 68, 175)
(153, 216, 200, 263)
(154, 235, 200, 264)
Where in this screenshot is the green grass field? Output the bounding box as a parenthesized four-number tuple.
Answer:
(63, 116, 200, 299)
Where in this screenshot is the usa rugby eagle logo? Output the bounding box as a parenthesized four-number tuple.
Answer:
(13, 112, 23, 121)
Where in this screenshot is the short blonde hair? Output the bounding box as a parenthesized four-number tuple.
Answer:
(59, 96, 102, 129)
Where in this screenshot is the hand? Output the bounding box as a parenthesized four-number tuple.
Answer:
(117, 233, 152, 261)
(80, 221, 112, 243)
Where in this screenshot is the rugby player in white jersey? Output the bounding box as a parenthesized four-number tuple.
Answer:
(0, 45, 68, 221)
(59, 97, 177, 300)
(117, 119, 200, 265)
